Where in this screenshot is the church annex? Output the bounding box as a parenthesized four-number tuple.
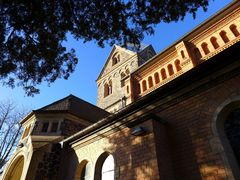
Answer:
(2, 1, 240, 180)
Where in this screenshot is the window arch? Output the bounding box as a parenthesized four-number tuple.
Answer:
(112, 52, 120, 66)
(213, 100, 240, 179)
(167, 64, 174, 76)
(148, 76, 153, 88)
(154, 72, 160, 84)
(201, 42, 210, 55)
(126, 69, 130, 75)
(194, 48, 202, 59)
(75, 160, 91, 180)
(161, 68, 167, 80)
(142, 80, 147, 92)
(220, 31, 229, 43)
(120, 72, 126, 79)
(210, 37, 219, 49)
(104, 81, 112, 97)
(4, 155, 24, 180)
(94, 152, 115, 180)
(230, 24, 240, 37)
(174, 59, 181, 72)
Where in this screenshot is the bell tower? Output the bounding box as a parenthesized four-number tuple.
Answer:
(96, 44, 156, 113)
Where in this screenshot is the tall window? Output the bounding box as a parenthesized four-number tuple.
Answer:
(75, 160, 91, 180)
(94, 153, 115, 180)
(80, 162, 91, 180)
(224, 108, 240, 166)
(101, 155, 114, 180)
(112, 52, 120, 66)
(104, 81, 113, 97)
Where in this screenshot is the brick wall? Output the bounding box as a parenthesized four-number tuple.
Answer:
(153, 73, 240, 179)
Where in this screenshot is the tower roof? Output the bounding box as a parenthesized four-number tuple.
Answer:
(21, 95, 110, 124)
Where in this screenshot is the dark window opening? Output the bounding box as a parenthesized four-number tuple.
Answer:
(42, 122, 49, 132)
(51, 122, 59, 132)
(224, 108, 240, 166)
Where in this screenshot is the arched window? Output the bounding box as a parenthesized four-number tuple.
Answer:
(109, 80, 112, 95)
(101, 155, 114, 179)
(121, 72, 126, 79)
(75, 160, 91, 180)
(210, 37, 219, 49)
(112, 52, 120, 66)
(230, 24, 240, 37)
(5, 155, 24, 180)
(214, 102, 240, 179)
(201, 42, 210, 55)
(104, 83, 109, 97)
(94, 153, 115, 180)
(104, 81, 112, 97)
(220, 31, 229, 43)
(154, 72, 160, 84)
(161, 68, 167, 80)
(224, 108, 240, 167)
(194, 48, 202, 59)
(167, 64, 174, 76)
(137, 83, 141, 94)
(126, 85, 129, 94)
(142, 80, 147, 92)
(148, 76, 153, 88)
(126, 69, 130, 75)
(181, 50, 185, 59)
(174, 59, 181, 72)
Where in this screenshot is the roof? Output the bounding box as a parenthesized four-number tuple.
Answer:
(19, 95, 109, 124)
(96, 44, 151, 81)
(62, 39, 240, 146)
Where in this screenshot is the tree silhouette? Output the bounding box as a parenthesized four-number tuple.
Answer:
(0, 0, 209, 95)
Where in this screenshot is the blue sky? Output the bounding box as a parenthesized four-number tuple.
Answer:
(0, 0, 233, 110)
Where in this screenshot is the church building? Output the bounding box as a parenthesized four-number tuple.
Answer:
(2, 1, 240, 179)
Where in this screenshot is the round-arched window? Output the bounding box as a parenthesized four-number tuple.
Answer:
(101, 154, 114, 180)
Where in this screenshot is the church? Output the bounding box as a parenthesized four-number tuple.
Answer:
(2, 1, 240, 179)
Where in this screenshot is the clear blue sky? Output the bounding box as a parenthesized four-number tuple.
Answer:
(0, 0, 233, 110)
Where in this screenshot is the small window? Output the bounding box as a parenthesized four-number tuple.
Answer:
(126, 86, 129, 93)
(210, 37, 219, 49)
(154, 72, 160, 84)
(230, 24, 240, 37)
(148, 76, 153, 88)
(167, 64, 174, 76)
(220, 31, 229, 43)
(161, 68, 167, 80)
(181, 50, 185, 58)
(175, 59, 181, 71)
(42, 122, 49, 132)
(51, 122, 59, 132)
(201, 42, 210, 55)
(142, 80, 147, 92)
